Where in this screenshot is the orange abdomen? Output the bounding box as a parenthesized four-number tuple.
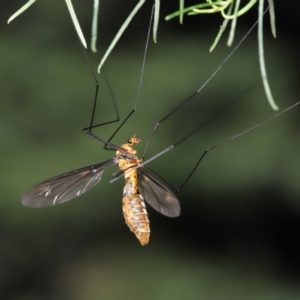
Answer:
(122, 194, 150, 246)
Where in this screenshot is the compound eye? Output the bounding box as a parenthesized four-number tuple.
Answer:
(128, 139, 132, 144)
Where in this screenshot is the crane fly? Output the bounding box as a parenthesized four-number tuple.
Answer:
(21, 7, 181, 246)
(21, 136, 180, 246)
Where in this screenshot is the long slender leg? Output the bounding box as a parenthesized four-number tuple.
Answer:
(82, 5, 154, 150)
(142, 17, 261, 160)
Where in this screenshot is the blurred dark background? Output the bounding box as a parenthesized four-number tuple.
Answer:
(1, 1, 300, 299)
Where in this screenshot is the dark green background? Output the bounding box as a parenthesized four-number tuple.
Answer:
(1, 1, 300, 299)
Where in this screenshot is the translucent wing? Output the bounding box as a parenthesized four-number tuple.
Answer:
(22, 159, 114, 208)
(137, 169, 180, 217)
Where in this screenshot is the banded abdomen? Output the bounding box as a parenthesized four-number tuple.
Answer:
(122, 168, 150, 246)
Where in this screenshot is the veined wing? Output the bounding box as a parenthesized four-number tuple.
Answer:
(137, 169, 180, 217)
(22, 159, 114, 208)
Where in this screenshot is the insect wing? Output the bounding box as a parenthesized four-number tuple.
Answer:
(22, 159, 114, 208)
(137, 169, 180, 217)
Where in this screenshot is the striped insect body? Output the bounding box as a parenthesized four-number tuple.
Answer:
(122, 195, 150, 246)
(117, 137, 150, 245)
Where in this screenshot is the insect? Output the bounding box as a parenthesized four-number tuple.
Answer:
(22, 134, 180, 245)
(20, 7, 182, 246)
